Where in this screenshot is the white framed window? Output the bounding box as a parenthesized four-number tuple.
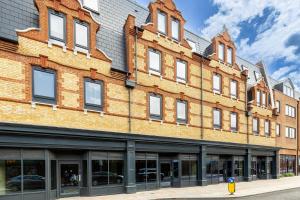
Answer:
(253, 118, 259, 135)
(256, 90, 261, 106)
(230, 112, 238, 132)
(285, 127, 296, 139)
(49, 10, 66, 43)
(148, 48, 161, 74)
(227, 47, 233, 65)
(276, 124, 280, 136)
(218, 43, 225, 61)
(213, 108, 221, 129)
(74, 20, 89, 50)
(177, 100, 187, 123)
(276, 101, 280, 113)
(157, 11, 167, 34)
(149, 93, 162, 120)
(176, 60, 187, 82)
(83, 0, 99, 12)
(213, 74, 221, 94)
(264, 120, 270, 136)
(171, 18, 180, 40)
(285, 105, 296, 117)
(262, 92, 266, 107)
(84, 78, 103, 111)
(32, 67, 56, 104)
(187, 40, 196, 52)
(284, 85, 294, 98)
(230, 80, 237, 98)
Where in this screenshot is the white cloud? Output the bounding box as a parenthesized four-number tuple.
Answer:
(201, 0, 300, 89)
(271, 65, 297, 80)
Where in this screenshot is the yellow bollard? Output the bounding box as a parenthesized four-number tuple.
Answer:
(227, 177, 235, 195)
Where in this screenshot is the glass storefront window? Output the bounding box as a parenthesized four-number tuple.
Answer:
(146, 160, 157, 182)
(136, 160, 146, 183)
(190, 160, 197, 179)
(0, 160, 21, 195)
(23, 160, 45, 191)
(280, 155, 296, 174)
(234, 156, 244, 178)
(92, 160, 108, 186)
(181, 161, 190, 178)
(109, 160, 124, 185)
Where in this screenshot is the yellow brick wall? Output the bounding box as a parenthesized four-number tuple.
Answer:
(0, 58, 25, 80)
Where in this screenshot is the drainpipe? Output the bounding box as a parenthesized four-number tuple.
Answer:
(200, 58, 204, 140)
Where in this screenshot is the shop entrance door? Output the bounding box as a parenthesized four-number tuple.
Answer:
(59, 162, 80, 197)
(159, 160, 179, 187)
(257, 157, 266, 179)
(219, 157, 232, 182)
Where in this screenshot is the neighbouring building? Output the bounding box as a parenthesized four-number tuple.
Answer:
(0, 0, 299, 199)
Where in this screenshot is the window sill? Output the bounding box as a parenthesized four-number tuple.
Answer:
(84, 109, 104, 116)
(213, 128, 223, 131)
(176, 122, 189, 127)
(31, 101, 57, 110)
(213, 91, 222, 96)
(149, 70, 163, 79)
(74, 47, 91, 59)
(48, 40, 67, 52)
(149, 118, 163, 124)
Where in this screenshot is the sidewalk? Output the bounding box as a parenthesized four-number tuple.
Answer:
(61, 176, 300, 200)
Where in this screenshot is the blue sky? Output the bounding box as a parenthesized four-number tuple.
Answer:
(136, 0, 300, 90)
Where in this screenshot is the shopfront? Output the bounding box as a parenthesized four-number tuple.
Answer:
(280, 155, 296, 175)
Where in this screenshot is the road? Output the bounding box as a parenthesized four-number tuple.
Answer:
(163, 188, 300, 200)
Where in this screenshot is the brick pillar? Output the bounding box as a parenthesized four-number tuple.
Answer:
(244, 149, 252, 181)
(197, 145, 207, 186)
(125, 140, 136, 193)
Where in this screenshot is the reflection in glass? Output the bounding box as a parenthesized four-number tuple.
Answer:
(51, 160, 56, 190)
(33, 70, 55, 98)
(146, 160, 157, 182)
(0, 160, 21, 195)
(92, 160, 108, 186)
(23, 160, 45, 191)
(109, 160, 124, 185)
(136, 160, 146, 183)
(181, 161, 189, 178)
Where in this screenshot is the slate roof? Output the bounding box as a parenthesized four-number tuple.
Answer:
(0, 0, 298, 97)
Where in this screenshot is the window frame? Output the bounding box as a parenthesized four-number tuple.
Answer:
(218, 43, 225, 61)
(176, 100, 188, 124)
(227, 47, 233, 65)
(256, 90, 261, 106)
(213, 73, 222, 94)
(84, 78, 104, 111)
(148, 48, 162, 74)
(171, 17, 180, 41)
(253, 117, 259, 135)
(276, 100, 281, 113)
(276, 124, 280, 136)
(262, 92, 266, 107)
(264, 120, 270, 136)
(176, 59, 187, 82)
(157, 10, 167, 35)
(230, 112, 238, 132)
(149, 93, 163, 120)
(213, 108, 222, 129)
(32, 66, 57, 104)
(48, 9, 66, 44)
(74, 19, 90, 50)
(230, 79, 238, 98)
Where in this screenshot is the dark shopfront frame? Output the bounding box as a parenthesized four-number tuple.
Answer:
(0, 122, 280, 200)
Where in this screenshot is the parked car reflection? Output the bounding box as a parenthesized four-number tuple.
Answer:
(7, 175, 45, 191)
(92, 171, 124, 186)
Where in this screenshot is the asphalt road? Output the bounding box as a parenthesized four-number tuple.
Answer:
(162, 188, 300, 200)
(236, 188, 300, 200)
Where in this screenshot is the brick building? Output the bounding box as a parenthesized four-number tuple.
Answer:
(0, 0, 299, 199)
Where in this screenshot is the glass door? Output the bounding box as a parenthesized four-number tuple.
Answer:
(60, 162, 80, 197)
(160, 161, 171, 187)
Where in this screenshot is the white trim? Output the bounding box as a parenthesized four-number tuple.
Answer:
(16, 27, 40, 33)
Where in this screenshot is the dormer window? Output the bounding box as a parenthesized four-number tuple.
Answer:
(187, 40, 196, 52)
(171, 18, 180, 40)
(218, 43, 225, 61)
(74, 20, 89, 50)
(48, 10, 66, 44)
(157, 11, 167, 35)
(283, 85, 294, 98)
(227, 47, 233, 65)
(83, 0, 99, 12)
(256, 90, 261, 106)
